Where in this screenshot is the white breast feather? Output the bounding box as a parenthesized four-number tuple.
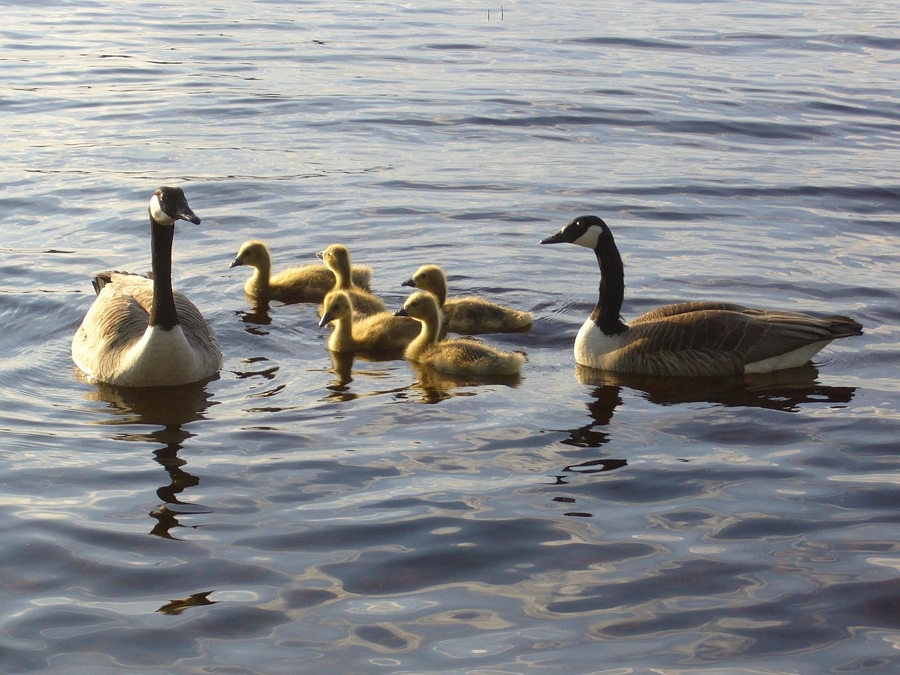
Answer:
(574, 319, 627, 370)
(113, 325, 208, 387)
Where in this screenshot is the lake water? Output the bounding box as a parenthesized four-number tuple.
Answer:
(2, 1, 899, 673)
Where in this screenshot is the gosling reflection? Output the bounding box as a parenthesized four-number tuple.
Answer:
(409, 361, 521, 404)
(322, 350, 409, 403)
(235, 300, 272, 334)
(83, 379, 216, 539)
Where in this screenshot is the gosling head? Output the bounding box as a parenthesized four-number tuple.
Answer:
(401, 264, 444, 293)
(539, 215, 610, 251)
(316, 244, 351, 271)
(230, 240, 269, 269)
(149, 186, 201, 227)
(395, 291, 441, 324)
(318, 290, 353, 327)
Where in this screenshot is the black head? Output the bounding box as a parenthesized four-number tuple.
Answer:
(539, 215, 609, 249)
(150, 186, 201, 226)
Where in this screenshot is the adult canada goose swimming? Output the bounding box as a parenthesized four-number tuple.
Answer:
(316, 244, 385, 317)
(540, 215, 863, 377)
(72, 187, 222, 387)
(401, 264, 533, 335)
(396, 291, 525, 376)
(318, 290, 420, 353)
(230, 239, 372, 303)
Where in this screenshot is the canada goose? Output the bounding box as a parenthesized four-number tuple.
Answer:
(316, 244, 385, 317)
(540, 215, 863, 377)
(401, 264, 532, 335)
(318, 290, 420, 353)
(72, 187, 222, 387)
(396, 291, 525, 376)
(230, 239, 372, 303)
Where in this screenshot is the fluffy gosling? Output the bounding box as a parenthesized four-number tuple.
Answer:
(317, 244, 385, 317)
(230, 239, 372, 303)
(318, 290, 420, 353)
(396, 291, 525, 376)
(402, 264, 532, 334)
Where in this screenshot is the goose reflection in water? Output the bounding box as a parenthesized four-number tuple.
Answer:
(553, 364, 857, 481)
(80, 377, 217, 540)
(575, 362, 856, 412)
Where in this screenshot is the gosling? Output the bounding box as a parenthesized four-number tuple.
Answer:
(230, 239, 372, 303)
(402, 264, 532, 334)
(317, 244, 385, 317)
(396, 291, 525, 376)
(318, 290, 420, 353)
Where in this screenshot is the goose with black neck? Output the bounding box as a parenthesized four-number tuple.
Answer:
(72, 186, 222, 387)
(540, 215, 862, 377)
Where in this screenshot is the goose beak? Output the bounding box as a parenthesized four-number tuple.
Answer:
(539, 229, 568, 245)
(229, 257, 244, 269)
(395, 307, 409, 317)
(176, 204, 201, 225)
(316, 250, 325, 260)
(318, 312, 334, 328)
(401, 278, 416, 288)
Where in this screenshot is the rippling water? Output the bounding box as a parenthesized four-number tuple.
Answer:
(3, 1, 899, 673)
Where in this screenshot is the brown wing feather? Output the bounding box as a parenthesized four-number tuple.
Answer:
(72, 274, 154, 374)
(174, 291, 221, 360)
(630, 301, 751, 324)
(617, 308, 862, 376)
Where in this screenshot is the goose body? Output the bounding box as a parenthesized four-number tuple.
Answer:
(316, 244, 385, 317)
(402, 264, 532, 335)
(72, 187, 221, 387)
(396, 291, 525, 376)
(230, 239, 372, 303)
(541, 215, 862, 377)
(318, 290, 420, 353)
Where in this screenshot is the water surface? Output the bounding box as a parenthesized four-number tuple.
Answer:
(2, 1, 899, 673)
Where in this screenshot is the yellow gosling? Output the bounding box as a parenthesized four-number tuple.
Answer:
(319, 290, 420, 353)
(316, 244, 385, 317)
(402, 263, 532, 334)
(396, 291, 525, 376)
(230, 239, 372, 303)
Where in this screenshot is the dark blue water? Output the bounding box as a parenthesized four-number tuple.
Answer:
(2, 1, 899, 673)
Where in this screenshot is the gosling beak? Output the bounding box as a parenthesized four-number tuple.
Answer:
(316, 250, 325, 260)
(401, 278, 416, 288)
(229, 257, 244, 269)
(394, 307, 409, 317)
(318, 312, 334, 328)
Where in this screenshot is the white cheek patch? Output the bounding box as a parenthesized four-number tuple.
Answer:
(574, 225, 601, 250)
(149, 194, 176, 225)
